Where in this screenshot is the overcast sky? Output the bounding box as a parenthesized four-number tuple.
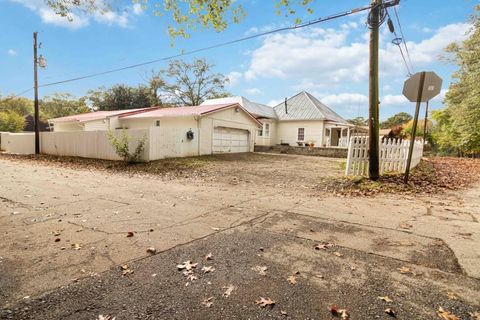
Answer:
(0, 0, 476, 120)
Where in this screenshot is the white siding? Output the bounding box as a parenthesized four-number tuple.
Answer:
(121, 116, 197, 130)
(53, 122, 83, 132)
(254, 119, 277, 146)
(83, 119, 108, 131)
(276, 120, 325, 146)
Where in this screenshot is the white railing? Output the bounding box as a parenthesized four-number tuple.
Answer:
(345, 136, 423, 176)
(326, 137, 349, 148)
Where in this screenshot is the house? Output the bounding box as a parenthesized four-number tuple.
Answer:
(48, 108, 156, 132)
(48, 103, 261, 155)
(203, 91, 354, 148)
(118, 103, 261, 154)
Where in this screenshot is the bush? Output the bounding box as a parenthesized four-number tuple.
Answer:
(107, 130, 146, 163)
(0, 111, 25, 132)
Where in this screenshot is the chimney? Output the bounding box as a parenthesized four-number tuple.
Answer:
(284, 97, 288, 114)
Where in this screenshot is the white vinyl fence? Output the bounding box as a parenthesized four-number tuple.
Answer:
(0, 127, 199, 161)
(345, 136, 423, 176)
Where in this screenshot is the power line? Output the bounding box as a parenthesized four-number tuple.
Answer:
(7, 0, 400, 96)
(393, 6, 414, 73)
(386, 9, 413, 76)
(37, 3, 387, 89)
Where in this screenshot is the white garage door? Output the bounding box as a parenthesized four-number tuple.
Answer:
(213, 127, 249, 153)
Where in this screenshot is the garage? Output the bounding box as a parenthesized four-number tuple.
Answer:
(213, 127, 250, 153)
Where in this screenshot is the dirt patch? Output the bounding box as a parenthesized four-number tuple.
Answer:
(323, 157, 480, 197)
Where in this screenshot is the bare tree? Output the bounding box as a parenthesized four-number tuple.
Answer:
(151, 59, 229, 106)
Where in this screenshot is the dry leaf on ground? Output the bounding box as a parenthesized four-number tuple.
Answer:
(287, 275, 297, 285)
(202, 266, 215, 274)
(177, 261, 198, 271)
(446, 291, 458, 300)
(120, 265, 133, 276)
(205, 253, 213, 260)
(201, 297, 213, 308)
(146, 247, 156, 254)
(399, 223, 413, 230)
(255, 297, 275, 308)
(437, 307, 460, 320)
(330, 305, 350, 319)
(469, 311, 480, 319)
(333, 252, 343, 257)
(222, 284, 236, 297)
(252, 266, 268, 276)
(126, 231, 134, 237)
(378, 296, 393, 302)
(71, 243, 81, 250)
(314, 242, 335, 250)
(397, 266, 411, 274)
(97, 316, 116, 320)
(385, 308, 396, 317)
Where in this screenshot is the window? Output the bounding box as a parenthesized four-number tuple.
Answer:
(264, 123, 270, 137)
(155, 120, 160, 127)
(298, 128, 305, 141)
(258, 128, 263, 136)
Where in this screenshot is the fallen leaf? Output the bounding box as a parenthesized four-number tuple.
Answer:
(201, 297, 213, 308)
(385, 308, 396, 317)
(397, 266, 411, 274)
(252, 266, 268, 276)
(287, 275, 297, 285)
(177, 261, 198, 271)
(202, 266, 215, 274)
(314, 242, 335, 250)
(205, 253, 213, 260)
(126, 231, 134, 238)
(97, 316, 116, 320)
(222, 284, 236, 297)
(399, 222, 413, 230)
(120, 265, 133, 276)
(72, 243, 81, 250)
(333, 252, 343, 257)
(146, 247, 156, 254)
(281, 310, 288, 316)
(211, 227, 220, 231)
(54, 238, 61, 242)
(186, 273, 198, 281)
(255, 297, 275, 308)
(378, 296, 393, 302)
(330, 305, 350, 319)
(437, 307, 460, 320)
(469, 311, 480, 320)
(446, 291, 458, 300)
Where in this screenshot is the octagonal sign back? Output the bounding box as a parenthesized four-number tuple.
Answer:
(402, 71, 443, 102)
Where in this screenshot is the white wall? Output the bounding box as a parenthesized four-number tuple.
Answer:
(121, 116, 197, 130)
(254, 119, 277, 146)
(53, 122, 83, 132)
(83, 119, 108, 131)
(276, 120, 325, 146)
(149, 127, 199, 160)
(0, 133, 35, 154)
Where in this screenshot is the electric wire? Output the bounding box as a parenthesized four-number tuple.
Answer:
(5, 0, 400, 98)
(386, 9, 413, 76)
(393, 6, 414, 73)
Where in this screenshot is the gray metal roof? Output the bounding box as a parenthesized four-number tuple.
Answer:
(273, 91, 348, 124)
(201, 96, 277, 119)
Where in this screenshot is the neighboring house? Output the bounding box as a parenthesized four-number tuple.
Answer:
(203, 91, 354, 148)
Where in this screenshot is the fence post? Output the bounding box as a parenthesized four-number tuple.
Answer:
(345, 136, 354, 176)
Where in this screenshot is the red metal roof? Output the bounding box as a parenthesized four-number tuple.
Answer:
(119, 104, 237, 119)
(50, 108, 155, 123)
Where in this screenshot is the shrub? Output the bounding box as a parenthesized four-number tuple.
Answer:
(0, 111, 25, 132)
(107, 130, 146, 163)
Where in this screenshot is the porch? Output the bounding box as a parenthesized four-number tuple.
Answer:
(325, 123, 353, 148)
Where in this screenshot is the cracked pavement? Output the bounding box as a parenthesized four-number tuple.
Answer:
(0, 154, 479, 319)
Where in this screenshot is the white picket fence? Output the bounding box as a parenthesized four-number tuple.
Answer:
(345, 136, 423, 176)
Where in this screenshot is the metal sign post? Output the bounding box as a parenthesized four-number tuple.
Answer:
(402, 71, 443, 184)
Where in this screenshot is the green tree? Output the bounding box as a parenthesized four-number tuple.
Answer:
(438, 5, 480, 155)
(431, 109, 461, 155)
(45, 0, 314, 39)
(0, 111, 25, 132)
(0, 96, 33, 116)
(380, 112, 412, 129)
(402, 119, 433, 139)
(347, 116, 367, 126)
(87, 84, 158, 111)
(152, 58, 229, 106)
(40, 93, 90, 119)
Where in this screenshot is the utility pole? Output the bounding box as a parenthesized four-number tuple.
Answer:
(368, 0, 381, 180)
(33, 32, 40, 155)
